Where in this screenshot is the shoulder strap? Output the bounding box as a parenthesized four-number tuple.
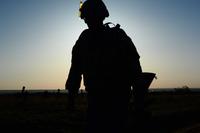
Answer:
(104, 22, 128, 39)
(104, 22, 120, 29)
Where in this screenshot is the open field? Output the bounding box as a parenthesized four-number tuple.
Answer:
(0, 92, 200, 133)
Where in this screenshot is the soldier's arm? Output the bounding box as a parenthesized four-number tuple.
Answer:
(129, 41, 142, 77)
(124, 33, 143, 89)
(119, 28, 142, 76)
(65, 41, 82, 108)
(65, 30, 88, 93)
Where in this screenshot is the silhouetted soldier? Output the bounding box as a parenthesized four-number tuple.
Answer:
(65, 0, 142, 132)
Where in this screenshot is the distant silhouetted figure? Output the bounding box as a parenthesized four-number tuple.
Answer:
(57, 89, 61, 94)
(65, 0, 142, 132)
(21, 86, 26, 94)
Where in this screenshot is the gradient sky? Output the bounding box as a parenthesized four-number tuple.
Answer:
(0, 0, 200, 90)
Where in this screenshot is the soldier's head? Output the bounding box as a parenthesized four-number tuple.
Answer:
(79, 0, 109, 29)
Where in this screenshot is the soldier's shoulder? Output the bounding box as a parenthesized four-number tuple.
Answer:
(107, 24, 128, 37)
(114, 26, 128, 37)
(79, 29, 91, 40)
(73, 29, 90, 51)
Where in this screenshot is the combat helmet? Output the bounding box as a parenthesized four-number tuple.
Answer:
(79, 0, 109, 20)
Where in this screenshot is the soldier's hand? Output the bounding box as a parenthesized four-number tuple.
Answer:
(68, 94, 75, 111)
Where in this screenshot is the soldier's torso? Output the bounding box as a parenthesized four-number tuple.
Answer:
(75, 27, 136, 89)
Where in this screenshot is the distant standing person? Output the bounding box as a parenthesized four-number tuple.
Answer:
(21, 86, 26, 94)
(65, 0, 142, 132)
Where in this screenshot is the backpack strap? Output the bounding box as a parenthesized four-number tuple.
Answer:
(104, 22, 120, 29)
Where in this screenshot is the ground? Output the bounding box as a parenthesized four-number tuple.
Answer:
(0, 92, 200, 133)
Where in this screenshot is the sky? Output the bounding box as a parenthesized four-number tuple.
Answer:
(0, 0, 200, 90)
